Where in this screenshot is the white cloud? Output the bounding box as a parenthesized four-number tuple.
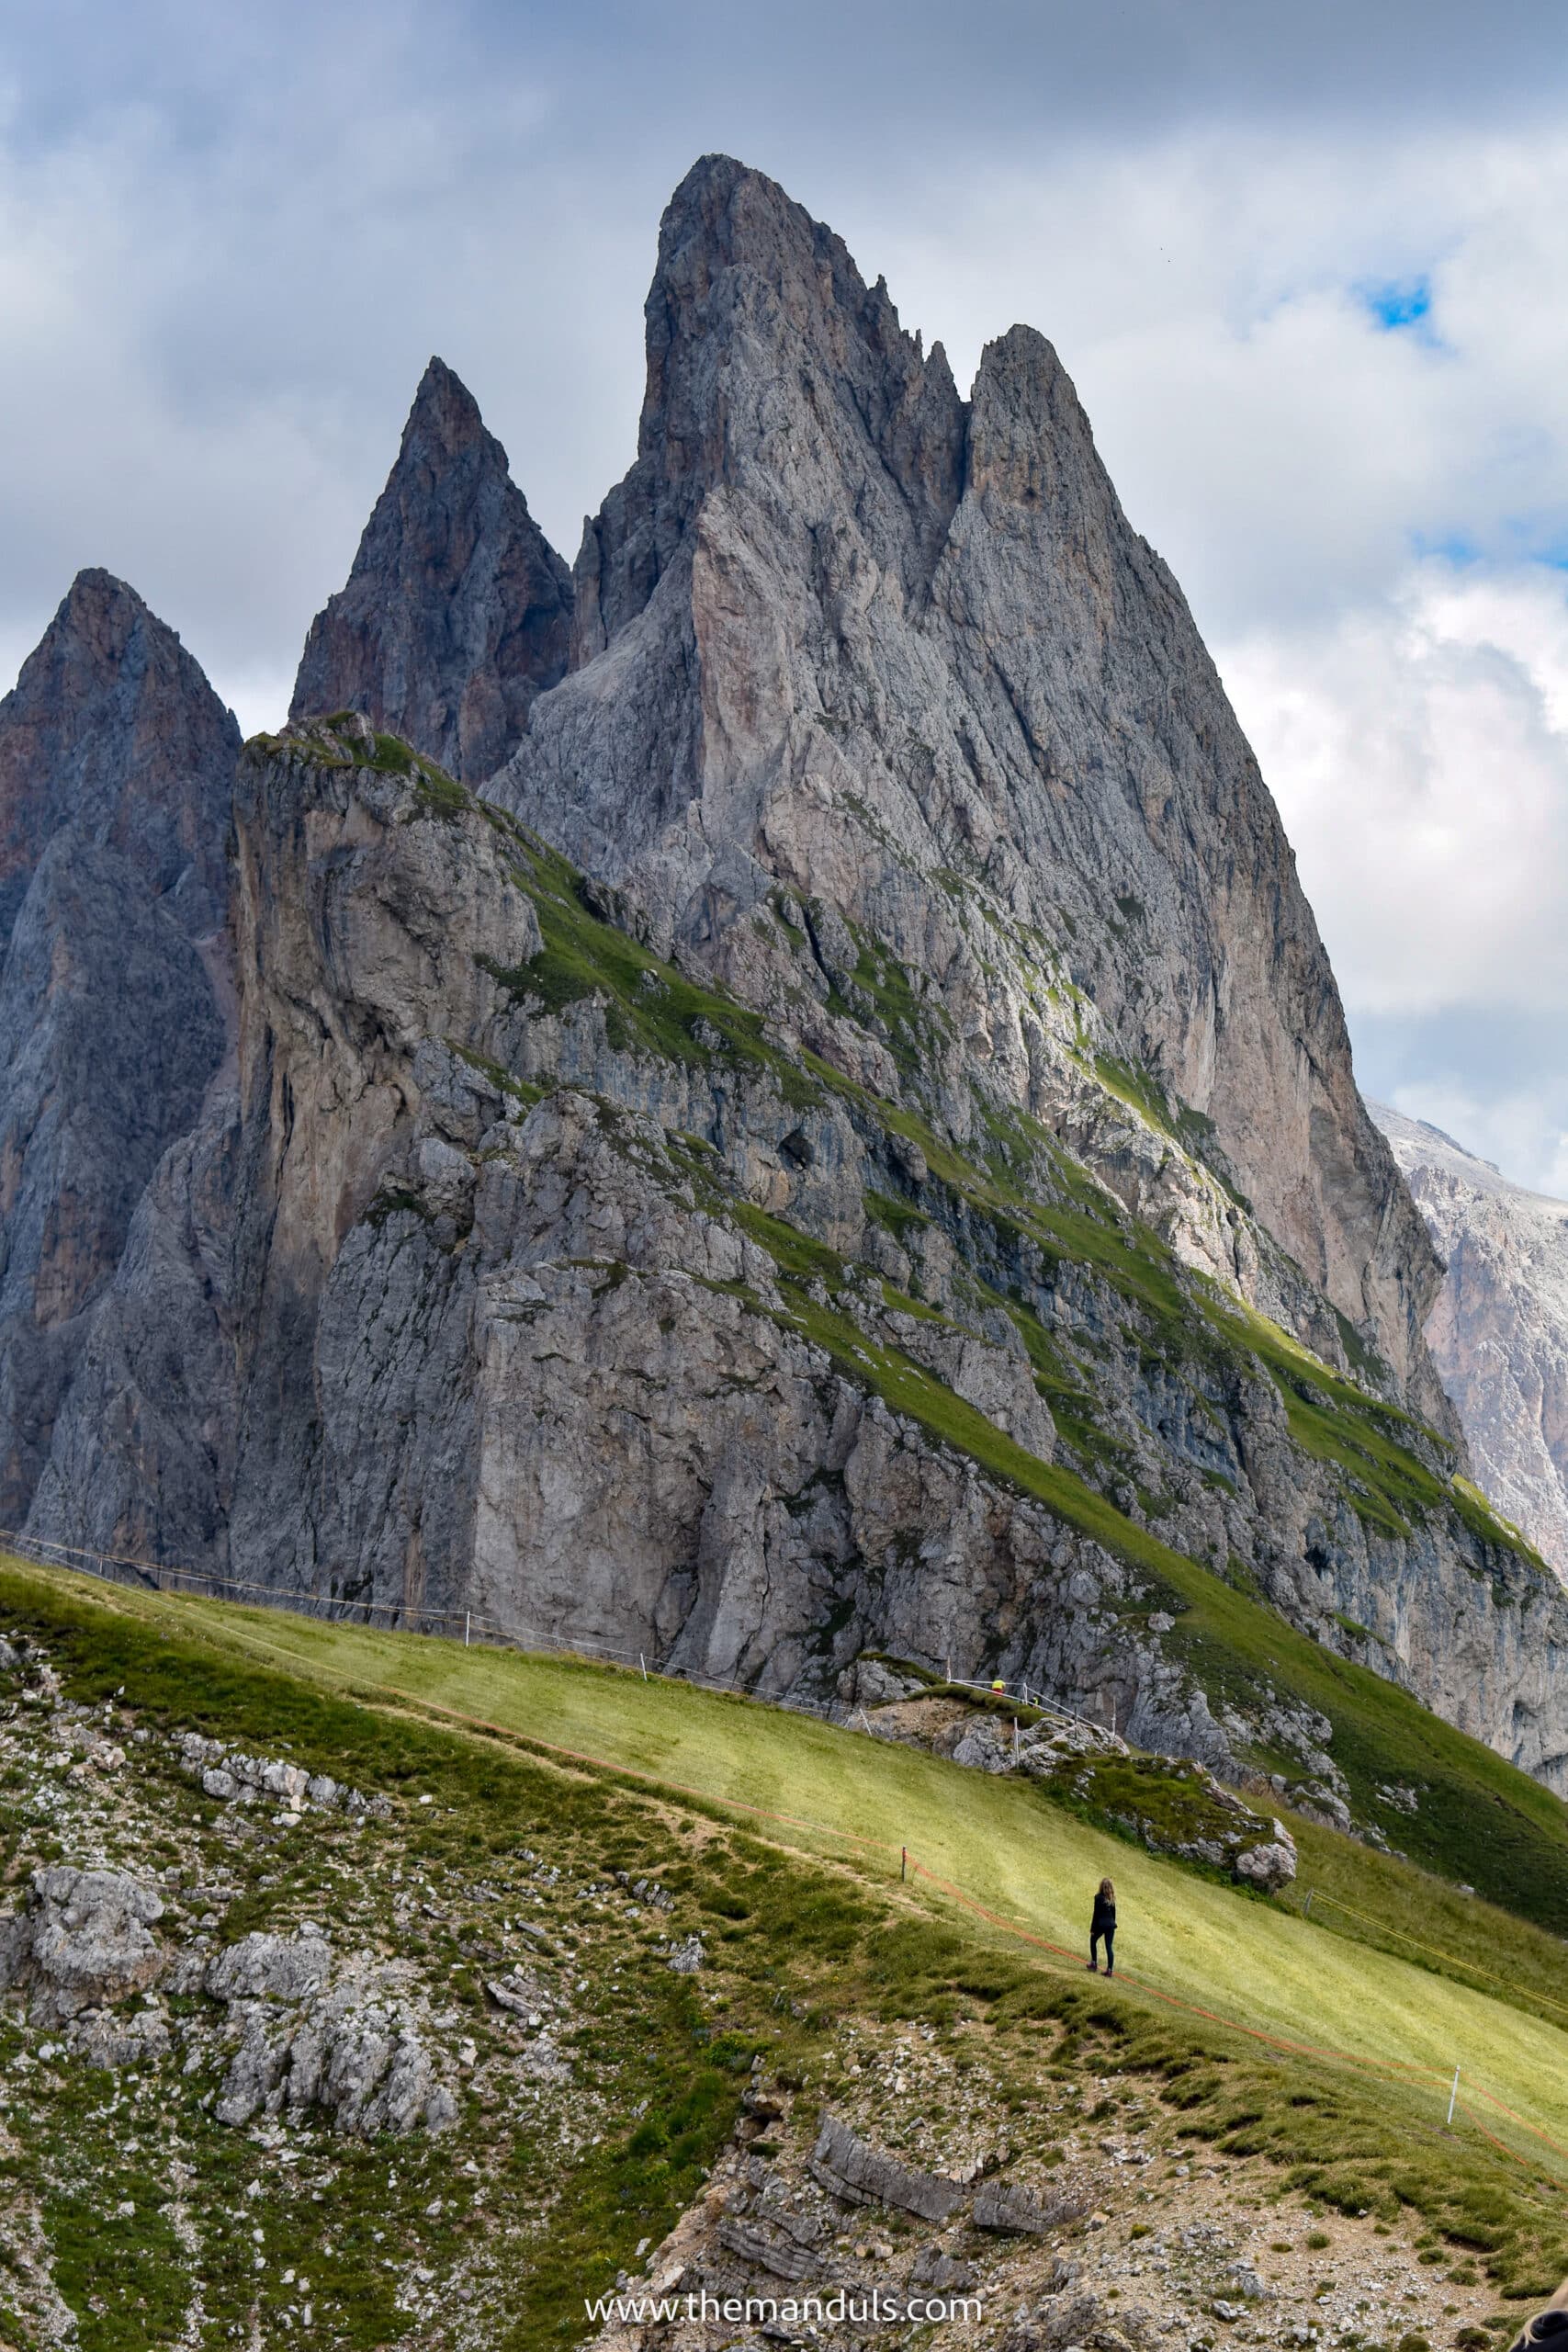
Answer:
(863, 126, 1568, 629)
(1218, 560, 1568, 1018)
(5, 12, 1568, 1192)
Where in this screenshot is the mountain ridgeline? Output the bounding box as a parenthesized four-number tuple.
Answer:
(2, 156, 1565, 1835)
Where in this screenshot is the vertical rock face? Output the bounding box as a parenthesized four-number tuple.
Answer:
(500, 154, 1446, 1421)
(0, 574, 237, 1529)
(0, 569, 240, 952)
(0, 837, 225, 1525)
(289, 358, 573, 784)
(1373, 1103, 1568, 1582)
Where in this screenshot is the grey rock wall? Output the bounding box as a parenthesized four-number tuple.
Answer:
(0, 836, 224, 1527)
(0, 573, 237, 1536)
(28, 719, 1564, 1799)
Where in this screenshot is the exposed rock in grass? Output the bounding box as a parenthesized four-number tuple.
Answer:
(847, 1680, 1301, 1889)
(175, 1730, 391, 1819)
(808, 2111, 962, 2221)
(210, 1956, 458, 2136)
(1234, 1825, 1299, 1893)
(0, 1866, 167, 2018)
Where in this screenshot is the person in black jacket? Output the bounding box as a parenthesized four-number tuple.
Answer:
(1507, 2278, 1568, 2352)
(1088, 1877, 1116, 1974)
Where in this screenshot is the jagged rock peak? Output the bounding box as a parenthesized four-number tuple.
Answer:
(502, 155, 1451, 1420)
(649, 153, 933, 385)
(0, 568, 240, 951)
(289, 357, 572, 786)
(572, 156, 965, 661)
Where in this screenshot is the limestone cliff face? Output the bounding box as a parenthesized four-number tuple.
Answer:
(0, 570, 239, 952)
(0, 576, 237, 1531)
(1374, 1102, 1568, 1583)
(289, 359, 573, 783)
(27, 722, 1565, 1803)
(499, 156, 1446, 1425)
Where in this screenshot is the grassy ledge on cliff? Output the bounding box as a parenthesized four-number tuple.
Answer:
(473, 764, 1541, 1572)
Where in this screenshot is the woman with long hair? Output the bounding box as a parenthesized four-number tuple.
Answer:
(1089, 1877, 1116, 1975)
(1507, 2278, 1568, 2352)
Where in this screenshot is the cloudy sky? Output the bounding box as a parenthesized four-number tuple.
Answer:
(5, 0, 1568, 1188)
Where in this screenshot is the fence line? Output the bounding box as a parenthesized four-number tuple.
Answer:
(0, 1524, 1116, 1744)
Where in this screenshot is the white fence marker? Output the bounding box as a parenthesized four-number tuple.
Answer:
(1447, 2065, 1461, 2127)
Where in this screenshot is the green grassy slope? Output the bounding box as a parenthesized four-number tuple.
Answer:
(5, 1555, 1568, 2331)
(695, 1216, 1568, 1933)
(1282, 1818, 1568, 2038)
(14, 1559, 1565, 2165)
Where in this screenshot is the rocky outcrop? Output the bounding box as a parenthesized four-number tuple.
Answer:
(1374, 1102, 1568, 1582)
(0, 1866, 168, 2018)
(808, 2113, 962, 2220)
(0, 568, 239, 951)
(289, 357, 573, 782)
(844, 1686, 1299, 1885)
(499, 155, 1448, 1422)
(200, 1930, 457, 2135)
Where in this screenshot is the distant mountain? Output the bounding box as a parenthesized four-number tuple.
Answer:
(289, 356, 573, 783)
(5, 161, 1567, 1815)
(1373, 1102, 1568, 1582)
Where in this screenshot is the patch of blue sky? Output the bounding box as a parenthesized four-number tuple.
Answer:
(1409, 531, 1480, 566)
(1494, 513, 1568, 571)
(1406, 529, 1568, 575)
(1359, 275, 1433, 332)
